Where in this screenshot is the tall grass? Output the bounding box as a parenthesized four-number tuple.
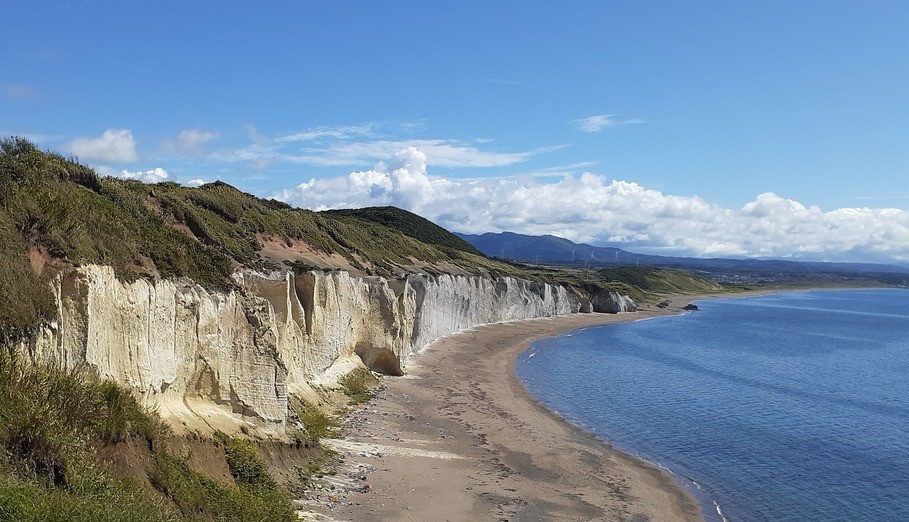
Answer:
(149, 450, 295, 522)
(0, 349, 165, 483)
(0, 349, 297, 521)
(0, 348, 177, 521)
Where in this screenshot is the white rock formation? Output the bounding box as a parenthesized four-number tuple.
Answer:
(22, 265, 604, 437)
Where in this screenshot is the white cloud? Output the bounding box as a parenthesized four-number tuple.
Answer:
(289, 139, 556, 168)
(576, 114, 644, 133)
(161, 129, 219, 156)
(217, 136, 555, 169)
(3, 84, 41, 101)
(114, 167, 172, 183)
(65, 129, 138, 163)
(99, 167, 209, 187)
(276, 124, 375, 143)
(274, 147, 909, 263)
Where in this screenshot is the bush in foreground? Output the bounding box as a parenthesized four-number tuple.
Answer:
(0, 348, 297, 521)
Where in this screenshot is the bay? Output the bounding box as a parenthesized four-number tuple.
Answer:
(517, 289, 909, 521)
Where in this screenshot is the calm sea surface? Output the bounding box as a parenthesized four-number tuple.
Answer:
(517, 289, 909, 521)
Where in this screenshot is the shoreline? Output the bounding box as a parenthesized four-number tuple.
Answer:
(303, 297, 715, 521)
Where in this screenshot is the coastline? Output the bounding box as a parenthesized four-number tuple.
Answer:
(302, 297, 712, 521)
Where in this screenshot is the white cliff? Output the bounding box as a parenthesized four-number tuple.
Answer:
(21, 265, 616, 438)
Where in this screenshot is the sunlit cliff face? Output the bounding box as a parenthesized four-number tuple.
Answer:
(23, 266, 602, 437)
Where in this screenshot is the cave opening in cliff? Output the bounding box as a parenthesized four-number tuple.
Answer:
(354, 344, 404, 376)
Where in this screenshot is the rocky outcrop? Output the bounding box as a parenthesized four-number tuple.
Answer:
(589, 289, 637, 313)
(569, 286, 637, 313)
(21, 265, 605, 437)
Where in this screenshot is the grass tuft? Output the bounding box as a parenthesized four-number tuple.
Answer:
(338, 367, 381, 405)
(222, 437, 277, 492)
(286, 395, 341, 450)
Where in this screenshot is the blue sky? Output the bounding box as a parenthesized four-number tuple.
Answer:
(3, 1, 908, 262)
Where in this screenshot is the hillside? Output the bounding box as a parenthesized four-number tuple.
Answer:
(597, 266, 724, 301)
(324, 206, 482, 256)
(458, 231, 909, 286)
(0, 138, 513, 340)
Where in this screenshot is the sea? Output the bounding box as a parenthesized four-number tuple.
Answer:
(516, 289, 909, 522)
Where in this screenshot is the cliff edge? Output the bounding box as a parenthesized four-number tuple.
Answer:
(0, 139, 635, 439)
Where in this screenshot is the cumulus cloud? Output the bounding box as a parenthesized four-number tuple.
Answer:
(95, 165, 180, 184)
(114, 167, 172, 183)
(275, 147, 909, 263)
(276, 147, 436, 209)
(576, 114, 644, 133)
(161, 129, 219, 156)
(106, 167, 206, 186)
(66, 129, 138, 163)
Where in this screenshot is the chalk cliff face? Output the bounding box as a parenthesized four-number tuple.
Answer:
(23, 265, 600, 437)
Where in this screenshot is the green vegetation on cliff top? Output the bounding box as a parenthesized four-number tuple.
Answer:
(0, 138, 511, 339)
(597, 266, 725, 301)
(0, 137, 731, 341)
(325, 206, 482, 256)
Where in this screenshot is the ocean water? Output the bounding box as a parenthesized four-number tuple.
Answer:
(517, 289, 909, 522)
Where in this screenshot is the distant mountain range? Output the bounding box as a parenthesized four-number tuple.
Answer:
(456, 231, 909, 277)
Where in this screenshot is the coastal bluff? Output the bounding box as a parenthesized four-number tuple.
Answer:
(17, 264, 634, 437)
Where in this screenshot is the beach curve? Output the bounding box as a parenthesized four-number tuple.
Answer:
(302, 302, 706, 521)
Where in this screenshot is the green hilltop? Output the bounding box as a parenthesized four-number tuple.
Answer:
(324, 206, 482, 256)
(0, 138, 514, 339)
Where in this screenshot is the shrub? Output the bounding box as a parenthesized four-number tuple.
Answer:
(222, 438, 276, 492)
(338, 367, 381, 405)
(149, 450, 295, 522)
(289, 397, 339, 447)
(0, 350, 177, 521)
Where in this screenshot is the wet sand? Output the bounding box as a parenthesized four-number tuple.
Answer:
(305, 300, 707, 521)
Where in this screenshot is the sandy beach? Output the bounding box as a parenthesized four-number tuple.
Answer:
(304, 299, 707, 521)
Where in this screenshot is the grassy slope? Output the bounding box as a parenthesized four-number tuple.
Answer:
(597, 266, 725, 301)
(0, 138, 512, 339)
(0, 350, 298, 521)
(324, 206, 483, 256)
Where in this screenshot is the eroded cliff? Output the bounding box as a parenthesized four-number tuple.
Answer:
(19, 265, 629, 438)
